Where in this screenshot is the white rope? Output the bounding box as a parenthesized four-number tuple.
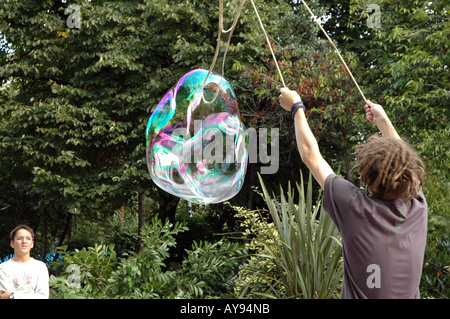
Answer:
(299, 0, 367, 102)
(250, 0, 287, 88)
(204, 0, 246, 85)
(206, 0, 367, 103)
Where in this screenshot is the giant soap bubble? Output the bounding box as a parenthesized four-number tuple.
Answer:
(146, 69, 248, 205)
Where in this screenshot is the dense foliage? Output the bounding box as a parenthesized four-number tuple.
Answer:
(50, 217, 246, 299)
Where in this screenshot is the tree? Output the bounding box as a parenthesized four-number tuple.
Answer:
(238, 0, 371, 190)
(0, 0, 321, 255)
(1, 0, 151, 253)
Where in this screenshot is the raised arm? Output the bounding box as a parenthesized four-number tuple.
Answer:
(364, 100, 401, 140)
(279, 88, 333, 189)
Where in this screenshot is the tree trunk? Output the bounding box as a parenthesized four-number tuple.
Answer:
(246, 163, 256, 210)
(58, 213, 73, 247)
(157, 188, 180, 223)
(344, 151, 356, 185)
(136, 192, 146, 252)
(43, 208, 47, 262)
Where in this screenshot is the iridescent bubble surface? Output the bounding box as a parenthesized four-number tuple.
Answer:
(146, 69, 248, 205)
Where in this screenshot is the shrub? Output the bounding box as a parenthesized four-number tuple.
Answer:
(235, 172, 343, 299)
(421, 237, 450, 299)
(50, 244, 118, 299)
(50, 216, 245, 299)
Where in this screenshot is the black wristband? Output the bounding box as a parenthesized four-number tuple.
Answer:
(290, 101, 305, 119)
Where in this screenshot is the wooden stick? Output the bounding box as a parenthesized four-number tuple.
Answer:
(300, 0, 368, 103)
(250, 0, 287, 88)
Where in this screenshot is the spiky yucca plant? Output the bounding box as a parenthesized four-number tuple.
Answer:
(256, 172, 343, 299)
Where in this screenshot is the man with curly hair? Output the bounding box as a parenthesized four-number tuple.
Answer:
(279, 88, 427, 299)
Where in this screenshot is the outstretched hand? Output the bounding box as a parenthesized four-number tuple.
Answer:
(279, 87, 301, 111)
(364, 100, 389, 125)
(364, 100, 401, 139)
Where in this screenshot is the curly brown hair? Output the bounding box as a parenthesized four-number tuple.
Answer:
(350, 135, 425, 201)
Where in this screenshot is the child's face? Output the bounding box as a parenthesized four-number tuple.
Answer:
(10, 228, 34, 256)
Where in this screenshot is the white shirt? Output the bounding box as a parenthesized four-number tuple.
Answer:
(0, 258, 49, 299)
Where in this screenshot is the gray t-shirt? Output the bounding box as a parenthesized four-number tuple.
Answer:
(323, 174, 427, 299)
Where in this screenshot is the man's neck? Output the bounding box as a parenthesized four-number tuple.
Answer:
(12, 255, 32, 263)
